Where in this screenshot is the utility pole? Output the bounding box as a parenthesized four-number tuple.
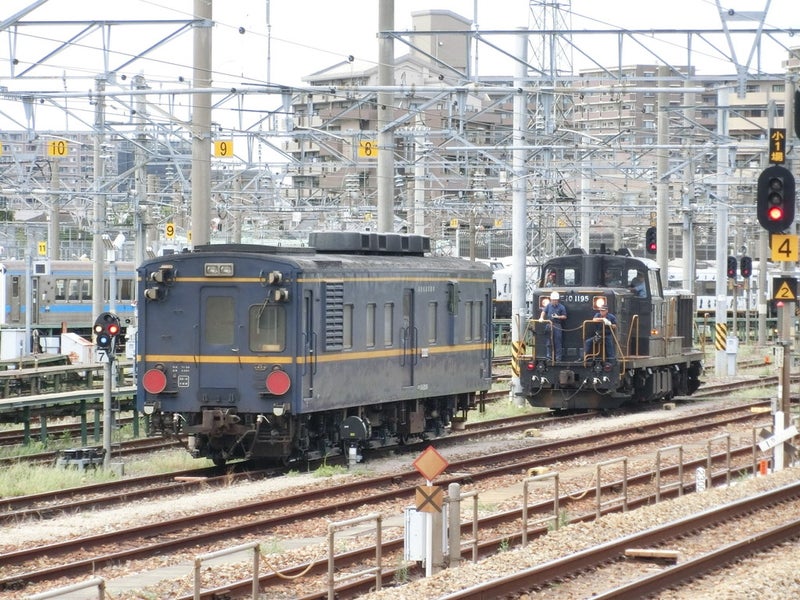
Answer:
(376, 0, 395, 233)
(92, 75, 107, 326)
(190, 0, 212, 247)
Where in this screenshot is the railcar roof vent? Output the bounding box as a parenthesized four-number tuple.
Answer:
(308, 231, 430, 255)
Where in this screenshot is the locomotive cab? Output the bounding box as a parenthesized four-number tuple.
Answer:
(519, 249, 702, 410)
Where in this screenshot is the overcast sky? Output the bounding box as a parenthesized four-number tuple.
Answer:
(3, 1, 797, 85)
(0, 0, 797, 131)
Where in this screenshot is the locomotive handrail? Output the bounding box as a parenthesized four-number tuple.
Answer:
(581, 318, 611, 364)
(627, 313, 640, 356)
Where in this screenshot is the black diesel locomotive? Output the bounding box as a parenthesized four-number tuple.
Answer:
(137, 232, 493, 465)
(518, 249, 703, 410)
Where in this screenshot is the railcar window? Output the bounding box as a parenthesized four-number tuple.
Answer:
(249, 304, 285, 352)
(119, 279, 133, 301)
(55, 279, 66, 301)
(428, 302, 437, 344)
(343, 304, 353, 349)
(647, 270, 661, 297)
(205, 296, 235, 345)
(473, 300, 483, 340)
(447, 281, 459, 315)
(11, 276, 19, 298)
(366, 303, 376, 348)
(81, 280, 92, 301)
(67, 280, 80, 300)
(384, 303, 394, 346)
(464, 301, 474, 341)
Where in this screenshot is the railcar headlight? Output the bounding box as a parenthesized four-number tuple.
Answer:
(205, 262, 234, 277)
(144, 287, 164, 301)
(271, 288, 289, 302)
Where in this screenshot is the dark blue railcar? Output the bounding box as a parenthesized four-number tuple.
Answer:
(137, 232, 493, 465)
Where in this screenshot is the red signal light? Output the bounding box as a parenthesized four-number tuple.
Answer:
(767, 205, 784, 221)
(108, 323, 120, 336)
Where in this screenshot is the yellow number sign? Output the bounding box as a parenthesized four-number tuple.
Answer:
(47, 140, 68, 157)
(38, 241, 47, 256)
(214, 140, 233, 157)
(770, 234, 799, 262)
(165, 223, 175, 239)
(358, 140, 378, 158)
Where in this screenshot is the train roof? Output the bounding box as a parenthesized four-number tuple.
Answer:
(142, 232, 492, 275)
(192, 231, 432, 257)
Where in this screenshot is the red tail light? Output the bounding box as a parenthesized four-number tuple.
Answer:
(265, 369, 291, 395)
(143, 368, 167, 394)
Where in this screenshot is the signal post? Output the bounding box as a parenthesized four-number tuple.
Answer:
(93, 312, 122, 469)
(757, 127, 797, 471)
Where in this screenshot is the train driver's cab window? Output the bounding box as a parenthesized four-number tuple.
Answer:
(249, 304, 286, 352)
(603, 268, 624, 287)
(562, 268, 579, 286)
(55, 279, 66, 301)
(647, 270, 662, 297)
(627, 269, 648, 298)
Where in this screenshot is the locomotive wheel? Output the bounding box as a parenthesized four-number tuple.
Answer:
(211, 454, 227, 467)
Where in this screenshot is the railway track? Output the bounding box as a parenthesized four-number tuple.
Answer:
(0, 407, 593, 524)
(0, 374, 784, 521)
(439, 482, 800, 600)
(1, 399, 772, 598)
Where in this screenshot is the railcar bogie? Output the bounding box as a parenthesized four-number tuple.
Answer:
(517, 248, 703, 411)
(137, 232, 493, 465)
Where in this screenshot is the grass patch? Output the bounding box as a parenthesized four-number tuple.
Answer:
(470, 396, 549, 423)
(0, 461, 118, 496)
(312, 462, 348, 478)
(0, 448, 214, 498)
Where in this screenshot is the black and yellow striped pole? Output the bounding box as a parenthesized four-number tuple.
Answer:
(714, 322, 727, 352)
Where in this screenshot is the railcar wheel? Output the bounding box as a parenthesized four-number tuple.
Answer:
(211, 454, 227, 467)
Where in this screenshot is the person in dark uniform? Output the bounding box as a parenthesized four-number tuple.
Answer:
(539, 291, 567, 360)
(584, 304, 618, 360)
